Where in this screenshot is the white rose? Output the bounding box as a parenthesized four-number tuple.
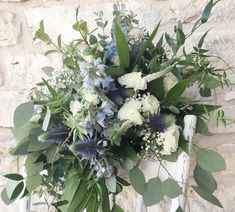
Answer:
(142, 94, 159, 115)
(163, 72, 178, 92)
(118, 99, 143, 125)
(160, 124, 180, 155)
(118, 72, 147, 91)
(82, 89, 100, 105)
(70, 100, 83, 117)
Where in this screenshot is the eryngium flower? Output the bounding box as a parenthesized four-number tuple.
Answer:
(39, 124, 69, 144)
(149, 114, 176, 133)
(149, 114, 168, 133)
(73, 138, 97, 160)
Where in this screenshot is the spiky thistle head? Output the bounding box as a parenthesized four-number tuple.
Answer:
(72, 138, 98, 160)
(38, 124, 69, 144)
(149, 114, 175, 133)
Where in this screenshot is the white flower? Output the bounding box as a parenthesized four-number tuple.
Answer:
(128, 28, 145, 41)
(160, 124, 180, 155)
(142, 94, 159, 115)
(118, 98, 143, 125)
(163, 72, 178, 92)
(82, 89, 100, 105)
(118, 72, 147, 91)
(70, 100, 83, 117)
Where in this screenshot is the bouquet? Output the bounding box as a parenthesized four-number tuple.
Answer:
(1, 1, 229, 211)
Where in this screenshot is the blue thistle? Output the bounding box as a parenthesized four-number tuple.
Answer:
(39, 124, 69, 144)
(149, 114, 168, 133)
(149, 114, 176, 133)
(73, 138, 97, 160)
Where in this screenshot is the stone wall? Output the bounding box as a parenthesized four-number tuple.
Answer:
(0, 0, 235, 211)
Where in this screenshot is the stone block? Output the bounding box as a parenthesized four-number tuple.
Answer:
(0, 11, 19, 47)
(171, 0, 235, 23)
(0, 0, 27, 2)
(0, 71, 3, 86)
(0, 91, 23, 127)
(3, 54, 62, 89)
(24, 2, 173, 44)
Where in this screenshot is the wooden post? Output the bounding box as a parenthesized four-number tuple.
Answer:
(170, 115, 197, 212)
(135, 115, 197, 212)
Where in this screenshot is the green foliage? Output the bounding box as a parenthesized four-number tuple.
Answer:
(4, 174, 24, 181)
(13, 102, 34, 128)
(196, 149, 226, 172)
(26, 175, 42, 193)
(161, 178, 182, 198)
(194, 165, 217, 193)
(134, 22, 160, 66)
(143, 177, 164, 206)
(193, 186, 223, 208)
(105, 175, 117, 193)
(2, 1, 229, 210)
(163, 80, 191, 106)
(115, 23, 130, 69)
(129, 167, 146, 195)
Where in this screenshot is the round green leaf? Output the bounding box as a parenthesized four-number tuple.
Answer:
(129, 167, 146, 195)
(194, 165, 217, 193)
(14, 102, 34, 128)
(193, 186, 223, 208)
(161, 178, 182, 198)
(26, 175, 42, 193)
(1, 188, 15, 205)
(196, 149, 226, 172)
(143, 177, 164, 206)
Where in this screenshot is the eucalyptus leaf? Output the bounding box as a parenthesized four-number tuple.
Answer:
(47, 144, 61, 163)
(105, 175, 116, 193)
(196, 149, 226, 172)
(9, 137, 30, 156)
(193, 186, 223, 208)
(41, 66, 54, 77)
(194, 165, 217, 193)
(129, 167, 146, 195)
(1, 188, 15, 205)
(27, 127, 52, 152)
(143, 177, 164, 206)
(26, 175, 42, 193)
(161, 178, 182, 198)
(14, 102, 34, 128)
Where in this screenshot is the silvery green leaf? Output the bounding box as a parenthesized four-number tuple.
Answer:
(105, 175, 116, 193)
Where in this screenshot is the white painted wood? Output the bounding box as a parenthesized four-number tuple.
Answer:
(170, 115, 197, 212)
(135, 115, 197, 212)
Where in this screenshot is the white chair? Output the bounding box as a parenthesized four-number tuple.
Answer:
(135, 115, 197, 212)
